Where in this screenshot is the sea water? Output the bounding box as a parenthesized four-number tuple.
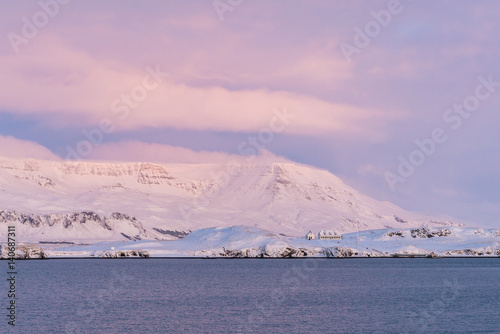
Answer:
(7, 258, 500, 333)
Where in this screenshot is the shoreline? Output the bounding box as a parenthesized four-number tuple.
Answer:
(1, 255, 499, 260)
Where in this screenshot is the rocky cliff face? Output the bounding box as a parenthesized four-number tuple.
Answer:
(0, 210, 112, 230)
(0, 243, 47, 259)
(0, 159, 55, 188)
(0, 210, 154, 242)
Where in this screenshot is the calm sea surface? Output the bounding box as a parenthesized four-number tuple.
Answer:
(5, 258, 500, 333)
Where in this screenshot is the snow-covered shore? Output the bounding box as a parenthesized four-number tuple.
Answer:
(2, 225, 499, 259)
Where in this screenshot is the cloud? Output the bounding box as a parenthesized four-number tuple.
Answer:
(357, 164, 386, 177)
(0, 135, 60, 160)
(87, 140, 291, 164)
(0, 34, 398, 141)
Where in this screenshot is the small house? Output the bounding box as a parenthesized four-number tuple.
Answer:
(305, 231, 315, 240)
(318, 230, 342, 240)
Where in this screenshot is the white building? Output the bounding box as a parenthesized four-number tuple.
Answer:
(305, 231, 315, 240)
(318, 230, 342, 240)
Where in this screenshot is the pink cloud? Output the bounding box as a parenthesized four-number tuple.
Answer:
(87, 141, 291, 164)
(0, 135, 60, 160)
(0, 35, 399, 141)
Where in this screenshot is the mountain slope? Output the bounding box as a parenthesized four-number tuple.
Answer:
(0, 156, 462, 242)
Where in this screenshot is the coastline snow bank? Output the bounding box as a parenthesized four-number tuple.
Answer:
(2, 225, 499, 259)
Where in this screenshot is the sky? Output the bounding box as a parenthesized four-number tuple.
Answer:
(0, 0, 499, 228)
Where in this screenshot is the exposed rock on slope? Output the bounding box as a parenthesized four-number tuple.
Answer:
(0, 210, 160, 242)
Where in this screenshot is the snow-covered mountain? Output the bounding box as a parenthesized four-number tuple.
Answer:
(0, 156, 462, 242)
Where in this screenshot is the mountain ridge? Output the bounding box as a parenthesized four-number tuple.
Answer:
(0, 156, 463, 242)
